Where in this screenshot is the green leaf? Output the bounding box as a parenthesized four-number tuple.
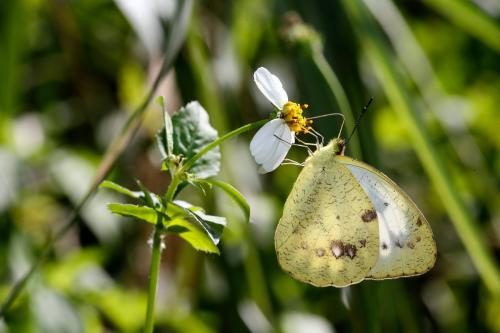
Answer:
(156, 96, 174, 165)
(107, 203, 160, 224)
(166, 219, 220, 254)
(192, 179, 250, 222)
(172, 200, 226, 245)
(135, 179, 162, 209)
(165, 201, 190, 218)
(99, 180, 142, 199)
(159, 96, 174, 156)
(157, 101, 221, 179)
(101, 180, 164, 209)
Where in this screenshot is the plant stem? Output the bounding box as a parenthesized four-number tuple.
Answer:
(422, 0, 500, 54)
(144, 218, 164, 333)
(142, 118, 269, 331)
(165, 175, 181, 202)
(179, 119, 267, 174)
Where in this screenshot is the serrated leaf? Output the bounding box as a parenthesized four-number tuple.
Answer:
(172, 200, 226, 245)
(156, 96, 174, 159)
(135, 179, 162, 209)
(162, 98, 174, 156)
(100, 181, 142, 199)
(165, 201, 190, 219)
(101, 180, 164, 209)
(192, 179, 250, 222)
(166, 219, 220, 254)
(156, 129, 168, 161)
(157, 101, 221, 179)
(107, 203, 160, 225)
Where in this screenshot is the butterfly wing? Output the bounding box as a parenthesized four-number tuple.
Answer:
(275, 144, 379, 287)
(339, 156, 437, 279)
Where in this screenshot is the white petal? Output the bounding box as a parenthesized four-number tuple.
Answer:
(250, 119, 282, 162)
(254, 67, 288, 109)
(250, 119, 284, 164)
(261, 126, 294, 172)
(257, 123, 285, 167)
(256, 122, 289, 166)
(250, 118, 280, 152)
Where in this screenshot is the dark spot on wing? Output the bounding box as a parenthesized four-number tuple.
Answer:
(407, 241, 415, 249)
(416, 236, 421, 242)
(359, 239, 367, 248)
(344, 244, 357, 259)
(416, 218, 422, 227)
(395, 240, 404, 248)
(330, 240, 358, 259)
(382, 242, 388, 250)
(384, 202, 389, 207)
(361, 209, 377, 222)
(331, 240, 344, 258)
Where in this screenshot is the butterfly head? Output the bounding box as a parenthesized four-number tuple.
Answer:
(331, 138, 346, 156)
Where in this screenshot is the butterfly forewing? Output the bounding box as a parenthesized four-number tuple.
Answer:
(339, 156, 437, 279)
(275, 145, 379, 287)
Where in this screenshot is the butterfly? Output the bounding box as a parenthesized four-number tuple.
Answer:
(274, 138, 437, 287)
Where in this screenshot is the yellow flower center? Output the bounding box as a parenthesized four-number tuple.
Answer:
(282, 101, 313, 133)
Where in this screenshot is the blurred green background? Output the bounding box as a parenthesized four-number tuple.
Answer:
(1, 0, 500, 332)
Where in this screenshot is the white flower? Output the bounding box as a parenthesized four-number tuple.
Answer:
(250, 67, 311, 173)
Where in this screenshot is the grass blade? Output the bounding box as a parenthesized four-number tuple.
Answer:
(423, 0, 500, 54)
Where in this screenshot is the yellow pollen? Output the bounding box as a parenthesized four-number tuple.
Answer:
(282, 101, 313, 133)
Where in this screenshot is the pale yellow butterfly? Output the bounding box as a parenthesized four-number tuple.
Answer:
(275, 138, 437, 287)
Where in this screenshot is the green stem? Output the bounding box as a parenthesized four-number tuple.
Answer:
(165, 175, 181, 202)
(144, 217, 164, 333)
(142, 119, 268, 330)
(422, 0, 500, 54)
(179, 119, 267, 174)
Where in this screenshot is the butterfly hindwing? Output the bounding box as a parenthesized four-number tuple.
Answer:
(275, 144, 379, 287)
(339, 156, 437, 279)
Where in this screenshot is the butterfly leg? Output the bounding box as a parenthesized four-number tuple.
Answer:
(282, 158, 305, 168)
(273, 134, 314, 155)
(308, 128, 324, 148)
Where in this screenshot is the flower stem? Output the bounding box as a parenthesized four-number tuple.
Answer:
(179, 119, 268, 174)
(165, 175, 181, 202)
(144, 217, 164, 333)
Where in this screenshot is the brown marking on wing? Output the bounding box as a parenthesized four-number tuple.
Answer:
(361, 209, 377, 222)
(331, 240, 344, 259)
(344, 244, 357, 259)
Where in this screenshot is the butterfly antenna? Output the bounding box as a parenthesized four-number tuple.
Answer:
(345, 97, 373, 145)
(307, 112, 345, 139)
